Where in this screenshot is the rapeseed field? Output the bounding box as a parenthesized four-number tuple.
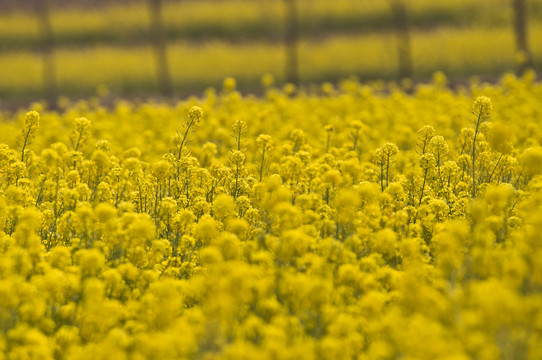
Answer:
(1, 73, 542, 359)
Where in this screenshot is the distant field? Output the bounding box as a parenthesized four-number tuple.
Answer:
(1, 25, 541, 102)
(0, 0, 541, 104)
(0, 0, 538, 49)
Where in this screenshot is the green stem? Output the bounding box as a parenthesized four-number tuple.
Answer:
(259, 148, 266, 182)
(178, 127, 191, 159)
(386, 153, 390, 188)
(418, 169, 428, 206)
(21, 127, 32, 162)
(487, 153, 503, 183)
(472, 107, 483, 198)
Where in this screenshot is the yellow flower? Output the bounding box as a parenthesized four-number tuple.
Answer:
(76, 248, 105, 276)
(70, 117, 92, 151)
(372, 228, 397, 258)
(188, 105, 204, 125)
(256, 134, 273, 151)
(23, 111, 40, 135)
(522, 146, 542, 176)
(223, 77, 237, 92)
(420, 153, 436, 170)
(213, 193, 236, 220)
(151, 159, 172, 181)
(232, 119, 247, 135)
(230, 150, 246, 166)
(472, 95, 492, 120)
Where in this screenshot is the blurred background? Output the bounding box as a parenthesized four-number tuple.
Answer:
(0, 0, 541, 108)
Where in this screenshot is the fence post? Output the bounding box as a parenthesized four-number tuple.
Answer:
(35, 0, 57, 109)
(389, 0, 412, 80)
(512, 0, 532, 74)
(283, 0, 299, 85)
(148, 0, 173, 97)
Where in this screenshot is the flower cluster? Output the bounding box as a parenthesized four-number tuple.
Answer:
(0, 72, 541, 359)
